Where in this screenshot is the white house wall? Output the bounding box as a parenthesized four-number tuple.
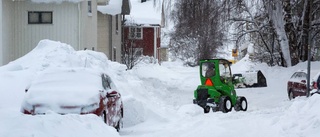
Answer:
(12, 1, 80, 62)
(79, 1, 97, 51)
(2, 0, 14, 65)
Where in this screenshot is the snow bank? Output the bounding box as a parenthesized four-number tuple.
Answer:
(5, 39, 109, 72)
(274, 95, 320, 137)
(0, 110, 120, 137)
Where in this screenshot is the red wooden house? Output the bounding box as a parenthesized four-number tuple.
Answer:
(123, 24, 161, 60)
(123, 0, 165, 62)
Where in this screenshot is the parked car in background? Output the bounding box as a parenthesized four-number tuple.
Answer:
(311, 72, 320, 96)
(21, 68, 123, 131)
(287, 69, 320, 100)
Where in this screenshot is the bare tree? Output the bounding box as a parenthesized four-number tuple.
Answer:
(159, 0, 320, 66)
(122, 38, 143, 70)
(122, 19, 143, 70)
(224, 0, 320, 67)
(169, 0, 225, 66)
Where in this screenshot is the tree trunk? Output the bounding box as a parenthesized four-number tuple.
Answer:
(283, 0, 299, 66)
(268, 0, 292, 67)
(301, 0, 311, 61)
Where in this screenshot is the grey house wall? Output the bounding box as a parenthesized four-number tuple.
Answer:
(1, 0, 97, 66)
(0, 0, 3, 65)
(97, 13, 121, 62)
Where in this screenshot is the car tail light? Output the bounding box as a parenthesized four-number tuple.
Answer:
(313, 81, 318, 89)
(205, 78, 214, 86)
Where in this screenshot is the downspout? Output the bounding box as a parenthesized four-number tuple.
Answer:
(78, 3, 81, 50)
(109, 15, 113, 60)
(154, 27, 156, 59)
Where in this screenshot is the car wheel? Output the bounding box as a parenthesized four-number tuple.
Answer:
(115, 118, 122, 132)
(288, 90, 294, 100)
(219, 96, 232, 113)
(101, 111, 107, 124)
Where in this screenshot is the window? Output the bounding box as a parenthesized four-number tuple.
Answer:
(88, 1, 92, 16)
(113, 47, 116, 61)
(134, 48, 143, 56)
(28, 11, 52, 24)
(156, 27, 160, 38)
(116, 15, 119, 34)
(202, 62, 215, 77)
(129, 27, 143, 39)
(219, 60, 232, 83)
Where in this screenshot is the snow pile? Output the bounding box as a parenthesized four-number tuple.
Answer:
(2, 39, 110, 72)
(126, 0, 162, 25)
(275, 96, 320, 137)
(0, 111, 120, 137)
(98, 0, 123, 15)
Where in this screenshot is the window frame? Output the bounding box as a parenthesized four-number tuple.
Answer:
(88, 1, 92, 16)
(28, 11, 53, 24)
(116, 15, 119, 34)
(129, 27, 143, 39)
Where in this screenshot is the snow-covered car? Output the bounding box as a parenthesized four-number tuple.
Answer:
(21, 68, 123, 131)
(287, 69, 320, 100)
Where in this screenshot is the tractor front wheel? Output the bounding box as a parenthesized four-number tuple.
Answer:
(234, 96, 247, 111)
(219, 96, 232, 113)
(204, 106, 210, 113)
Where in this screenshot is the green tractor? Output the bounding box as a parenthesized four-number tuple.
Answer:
(193, 59, 248, 113)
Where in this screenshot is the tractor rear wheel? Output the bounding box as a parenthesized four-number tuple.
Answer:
(219, 96, 232, 113)
(234, 96, 247, 111)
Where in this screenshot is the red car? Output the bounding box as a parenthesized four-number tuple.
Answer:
(287, 69, 319, 100)
(21, 68, 123, 131)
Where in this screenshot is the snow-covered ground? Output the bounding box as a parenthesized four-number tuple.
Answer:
(1, 39, 320, 137)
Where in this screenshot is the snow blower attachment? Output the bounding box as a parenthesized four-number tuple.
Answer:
(233, 70, 267, 88)
(193, 59, 248, 113)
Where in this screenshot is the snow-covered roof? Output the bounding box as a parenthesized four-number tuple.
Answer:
(97, 0, 123, 15)
(30, 0, 83, 3)
(126, 0, 162, 25)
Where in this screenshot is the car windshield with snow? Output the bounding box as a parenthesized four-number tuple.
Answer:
(20, 68, 123, 131)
